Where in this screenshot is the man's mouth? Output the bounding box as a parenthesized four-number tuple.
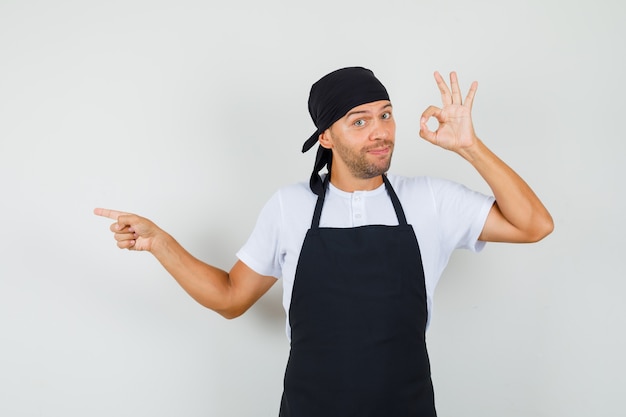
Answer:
(366, 145, 392, 156)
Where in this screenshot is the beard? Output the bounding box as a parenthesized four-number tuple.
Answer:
(332, 139, 394, 179)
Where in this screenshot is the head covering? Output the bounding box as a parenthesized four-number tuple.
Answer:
(302, 67, 390, 195)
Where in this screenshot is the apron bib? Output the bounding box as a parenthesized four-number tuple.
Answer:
(279, 175, 436, 417)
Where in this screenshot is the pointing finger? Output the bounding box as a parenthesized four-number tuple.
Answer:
(421, 105, 442, 122)
(94, 208, 128, 220)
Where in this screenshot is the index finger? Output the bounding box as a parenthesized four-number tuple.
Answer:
(93, 207, 128, 220)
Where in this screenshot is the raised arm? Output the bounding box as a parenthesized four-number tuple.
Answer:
(419, 72, 554, 243)
(93, 208, 277, 318)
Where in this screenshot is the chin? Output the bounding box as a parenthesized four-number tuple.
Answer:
(363, 163, 392, 179)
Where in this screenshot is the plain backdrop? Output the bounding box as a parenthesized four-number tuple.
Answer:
(1, 0, 624, 416)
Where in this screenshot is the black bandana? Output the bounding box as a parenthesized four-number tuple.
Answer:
(302, 67, 390, 195)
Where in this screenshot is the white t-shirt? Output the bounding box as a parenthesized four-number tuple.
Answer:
(236, 174, 495, 339)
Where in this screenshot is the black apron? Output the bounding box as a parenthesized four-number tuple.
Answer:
(279, 175, 436, 417)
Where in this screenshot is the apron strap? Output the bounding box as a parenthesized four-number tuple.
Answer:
(311, 175, 330, 229)
(311, 174, 408, 228)
(382, 174, 408, 226)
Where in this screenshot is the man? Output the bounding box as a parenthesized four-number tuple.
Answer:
(95, 67, 553, 416)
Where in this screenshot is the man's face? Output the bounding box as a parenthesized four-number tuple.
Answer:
(323, 100, 396, 180)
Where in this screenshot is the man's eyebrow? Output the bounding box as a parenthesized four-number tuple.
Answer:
(345, 103, 393, 119)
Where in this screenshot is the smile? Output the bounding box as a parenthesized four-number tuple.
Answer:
(366, 146, 391, 156)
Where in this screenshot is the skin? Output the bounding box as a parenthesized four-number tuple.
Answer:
(94, 71, 554, 319)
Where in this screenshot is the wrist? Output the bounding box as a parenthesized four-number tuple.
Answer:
(456, 135, 485, 163)
(150, 229, 174, 256)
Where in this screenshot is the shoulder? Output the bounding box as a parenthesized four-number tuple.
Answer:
(273, 180, 317, 206)
(258, 180, 317, 222)
(386, 173, 486, 199)
(386, 173, 432, 189)
(386, 173, 494, 221)
(385, 173, 439, 200)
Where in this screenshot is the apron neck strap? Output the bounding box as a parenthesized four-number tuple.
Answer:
(311, 175, 330, 229)
(311, 174, 408, 229)
(382, 174, 408, 226)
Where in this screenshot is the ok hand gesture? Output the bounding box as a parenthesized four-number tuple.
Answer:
(419, 71, 479, 153)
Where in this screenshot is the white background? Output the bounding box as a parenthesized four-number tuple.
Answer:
(1, 0, 624, 416)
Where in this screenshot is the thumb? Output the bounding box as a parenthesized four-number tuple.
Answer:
(419, 118, 437, 143)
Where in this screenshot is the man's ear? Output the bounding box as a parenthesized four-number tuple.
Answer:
(318, 129, 333, 150)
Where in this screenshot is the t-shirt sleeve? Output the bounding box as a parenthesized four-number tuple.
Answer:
(429, 177, 495, 252)
(236, 190, 284, 278)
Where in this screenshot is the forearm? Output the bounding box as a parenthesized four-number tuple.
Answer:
(95, 208, 273, 317)
(458, 137, 554, 242)
(149, 231, 235, 315)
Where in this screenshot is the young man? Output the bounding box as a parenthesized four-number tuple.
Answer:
(95, 67, 553, 416)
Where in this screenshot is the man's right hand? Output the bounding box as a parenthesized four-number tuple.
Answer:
(94, 208, 161, 252)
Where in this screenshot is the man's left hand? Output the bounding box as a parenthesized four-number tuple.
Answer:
(419, 71, 479, 153)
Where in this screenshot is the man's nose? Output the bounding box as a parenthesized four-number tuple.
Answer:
(369, 119, 391, 140)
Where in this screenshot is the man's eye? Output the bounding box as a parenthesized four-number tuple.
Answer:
(382, 112, 391, 120)
(354, 119, 365, 127)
